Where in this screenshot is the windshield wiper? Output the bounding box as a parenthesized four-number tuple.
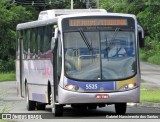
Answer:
(79, 28, 92, 51)
(107, 28, 120, 49)
(106, 28, 120, 59)
(111, 27, 120, 41)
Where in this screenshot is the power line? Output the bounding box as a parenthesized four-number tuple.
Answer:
(11, 0, 65, 7)
(10, 0, 104, 9)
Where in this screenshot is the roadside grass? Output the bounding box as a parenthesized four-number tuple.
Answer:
(140, 86, 160, 103)
(147, 54, 160, 65)
(139, 49, 160, 65)
(0, 72, 16, 82)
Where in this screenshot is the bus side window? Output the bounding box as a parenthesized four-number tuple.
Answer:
(26, 29, 30, 59)
(39, 27, 45, 58)
(30, 28, 35, 59)
(16, 31, 21, 59)
(44, 26, 52, 58)
(30, 28, 38, 59)
(34, 28, 38, 59)
(37, 27, 41, 59)
(23, 30, 28, 59)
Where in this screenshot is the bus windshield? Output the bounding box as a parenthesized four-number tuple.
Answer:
(64, 30, 136, 81)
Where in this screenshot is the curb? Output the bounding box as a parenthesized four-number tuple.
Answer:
(127, 102, 160, 109)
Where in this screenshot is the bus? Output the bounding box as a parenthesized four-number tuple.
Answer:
(16, 9, 144, 116)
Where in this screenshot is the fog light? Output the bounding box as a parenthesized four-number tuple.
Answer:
(75, 86, 79, 91)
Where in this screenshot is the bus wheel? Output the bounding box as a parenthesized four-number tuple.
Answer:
(115, 103, 127, 115)
(54, 104, 63, 116)
(25, 84, 36, 111)
(88, 105, 97, 109)
(37, 103, 46, 110)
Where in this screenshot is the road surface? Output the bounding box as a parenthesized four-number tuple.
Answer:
(140, 61, 160, 89)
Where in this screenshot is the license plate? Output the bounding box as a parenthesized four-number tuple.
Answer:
(95, 94, 109, 99)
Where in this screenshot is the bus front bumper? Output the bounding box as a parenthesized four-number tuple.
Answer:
(58, 86, 140, 104)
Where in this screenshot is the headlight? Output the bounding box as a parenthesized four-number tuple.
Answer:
(119, 83, 137, 91)
(65, 84, 79, 91)
(128, 83, 136, 89)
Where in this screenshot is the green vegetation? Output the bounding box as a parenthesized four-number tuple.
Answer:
(0, 0, 38, 72)
(140, 86, 160, 103)
(139, 37, 160, 64)
(0, 72, 16, 82)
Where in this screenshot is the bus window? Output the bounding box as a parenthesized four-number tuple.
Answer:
(37, 27, 41, 58)
(16, 31, 21, 59)
(45, 26, 51, 58)
(26, 29, 30, 59)
(23, 30, 28, 59)
(30, 29, 35, 59)
(31, 28, 38, 59)
(35, 28, 38, 58)
(39, 27, 45, 58)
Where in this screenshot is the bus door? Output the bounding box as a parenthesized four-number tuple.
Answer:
(52, 29, 62, 103)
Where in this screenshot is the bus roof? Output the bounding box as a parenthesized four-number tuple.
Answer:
(17, 9, 107, 30)
(16, 9, 136, 31)
(16, 18, 58, 30)
(38, 9, 107, 20)
(60, 12, 136, 20)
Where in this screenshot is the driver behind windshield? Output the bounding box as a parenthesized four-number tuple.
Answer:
(108, 41, 127, 57)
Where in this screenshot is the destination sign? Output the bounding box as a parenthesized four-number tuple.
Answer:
(69, 19, 128, 27)
(62, 16, 135, 31)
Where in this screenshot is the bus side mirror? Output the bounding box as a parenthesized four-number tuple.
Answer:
(138, 25, 145, 48)
(138, 31, 145, 48)
(51, 28, 58, 51)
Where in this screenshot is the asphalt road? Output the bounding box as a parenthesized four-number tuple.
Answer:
(0, 61, 160, 121)
(140, 61, 160, 89)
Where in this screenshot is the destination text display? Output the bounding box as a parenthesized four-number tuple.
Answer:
(69, 19, 128, 27)
(62, 16, 135, 31)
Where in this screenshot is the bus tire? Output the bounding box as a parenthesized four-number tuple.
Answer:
(25, 84, 36, 111)
(88, 105, 97, 109)
(54, 104, 63, 116)
(115, 103, 127, 115)
(37, 103, 46, 110)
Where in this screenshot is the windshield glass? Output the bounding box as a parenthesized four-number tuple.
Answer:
(64, 31, 136, 80)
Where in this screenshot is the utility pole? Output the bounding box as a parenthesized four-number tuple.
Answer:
(86, 0, 90, 8)
(70, 0, 99, 9)
(85, 0, 98, 9)
(97, 0, 99, 8)
(71, 0, 73, 9)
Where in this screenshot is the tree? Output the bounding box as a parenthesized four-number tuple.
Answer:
(0, 0, 36, 72)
